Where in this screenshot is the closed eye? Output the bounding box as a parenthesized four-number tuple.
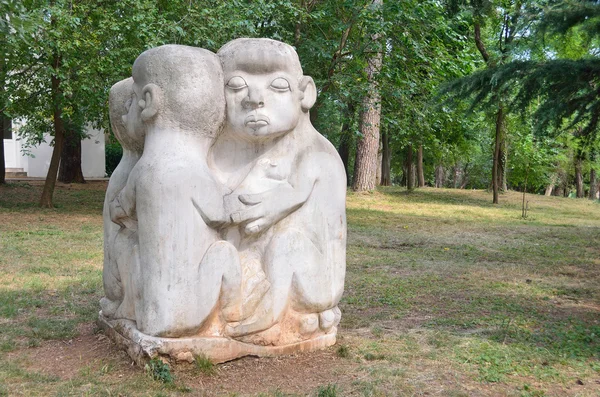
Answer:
(226, 76, 247, 90)
(270, 77, 290, 91)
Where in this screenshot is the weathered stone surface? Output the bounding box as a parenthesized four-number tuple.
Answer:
(101, 40, 346, 363)
(98, 314, 336, 364)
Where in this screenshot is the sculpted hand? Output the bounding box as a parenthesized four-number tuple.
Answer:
(230, 191, 282, 235)
(109, 200, 138, 231)
(223, 192, 247, 225)
(109, 200, 128, 227)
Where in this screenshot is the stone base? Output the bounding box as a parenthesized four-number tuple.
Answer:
(97, 313, 337, 364)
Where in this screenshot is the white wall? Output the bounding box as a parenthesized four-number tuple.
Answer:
(26, 136, 54, 177)
(4, 120, 25, 170)
(3, 137, 24, 169)
(5, 124, 106, 178)
(81, 126, 106, 178)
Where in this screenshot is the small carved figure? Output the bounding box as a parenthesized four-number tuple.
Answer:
(211, 39, 347, 341)
(109, 45, 242, 337)
(100, 77, 144, 320)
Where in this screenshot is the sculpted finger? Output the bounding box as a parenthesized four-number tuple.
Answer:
(231, 204, 263, 223)
(238, 193, 262, 205)
(244, 219, 266, 235)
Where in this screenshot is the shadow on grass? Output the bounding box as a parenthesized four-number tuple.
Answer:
(341, 274, 600, 364)
(0, 183, 105, 215)
(378, 186, 499, 208)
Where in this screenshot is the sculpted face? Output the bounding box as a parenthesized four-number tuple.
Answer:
(221, 44, 305, 140)
(109, 77, 144, 151)
(123, 81, 145, 142)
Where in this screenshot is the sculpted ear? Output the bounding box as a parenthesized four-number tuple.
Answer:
(140, 84, 161, 121)
(299, 76, 317, 112)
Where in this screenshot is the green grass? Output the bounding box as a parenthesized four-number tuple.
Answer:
(1, 183, 599, 396)
(194, 354, 216, 376)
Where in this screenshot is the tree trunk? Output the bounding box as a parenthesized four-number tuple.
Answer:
(58, 125, 85, 184)
(492, 103, 504, 204)
(294, 0, 303, 47)
(338, 132, 351, 187)
(435, 165, 444, 188)
(40, 52, 65, 208)
(375, 137, 383, 186)
(417, 144, 425, 187)
(545, 173, 556, 196)
(575, 152, 584, 198)
(352, 0, 382, 192)
(499, 141, 507, 191)
(352, 91, 382, 191)
(453, 163, 460, 189)
(589, 168, 597, 200)
(589, 151, 596, 200)
(554, 168, 568, 197)
(381, 130, 391, 186)
(0, 114, 6, 184)
(0, 48, 5, 185)
(460, 163, 470, 189)
(554, 186, 563, 197)
(406, 144, 414, 190)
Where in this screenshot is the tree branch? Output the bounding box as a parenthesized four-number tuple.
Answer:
(474, 21, 490, 64)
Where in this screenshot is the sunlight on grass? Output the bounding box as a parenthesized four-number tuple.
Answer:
(1, 182, 599, 396)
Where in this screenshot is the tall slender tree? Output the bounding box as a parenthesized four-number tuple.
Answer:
(353, 0, 383, 191)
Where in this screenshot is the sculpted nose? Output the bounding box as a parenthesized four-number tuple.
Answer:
(242, 87, 264, 109)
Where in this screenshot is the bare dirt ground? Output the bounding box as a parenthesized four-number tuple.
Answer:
(15, 322, 360, 396)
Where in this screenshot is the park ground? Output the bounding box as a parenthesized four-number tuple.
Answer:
(0, 182, 599, 396)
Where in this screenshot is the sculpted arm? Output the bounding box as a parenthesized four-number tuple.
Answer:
(229, 153, 318, 235)
(192, 171, 232, 228)
(109, 168, 138, 227)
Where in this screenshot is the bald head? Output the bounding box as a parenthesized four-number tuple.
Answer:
(132, 45, 225, 136)
(217, 38, 303, 79)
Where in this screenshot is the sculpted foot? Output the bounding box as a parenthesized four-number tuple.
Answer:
(299, 313, 319, 336)
(333, 306, 342, 326)
(99, 297, 120, 318)
(318, 308, 339, 333)
(226, 309, 277, 338)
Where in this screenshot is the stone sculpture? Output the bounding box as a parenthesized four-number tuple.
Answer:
(99, 39, 347, 364)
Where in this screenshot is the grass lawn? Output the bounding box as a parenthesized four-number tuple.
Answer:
(0, 182, 599, 396)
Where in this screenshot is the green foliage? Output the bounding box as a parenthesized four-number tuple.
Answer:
(364, 352, 386, 361)
(444, 58, 600, 140)
(105, 140, 122, 177)
(145, 358, 173, 384)
(444, 1, 600, 141)
(316, 384, 338, 397)
(7, 0, 593, 196)
(336, 344, 350, 358)
(194, 354, 216, 376)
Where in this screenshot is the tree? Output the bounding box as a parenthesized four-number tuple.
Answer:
(0, 0, 30, 185)
(6, 0, 479, 197)
(444, 0, 527, 203)
(444, 0, 600, 201)
(377, 0, 477, 189)
(11, 1, 143, 205)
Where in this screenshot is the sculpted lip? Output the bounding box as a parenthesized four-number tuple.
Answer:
(244, 113, 270, 128)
